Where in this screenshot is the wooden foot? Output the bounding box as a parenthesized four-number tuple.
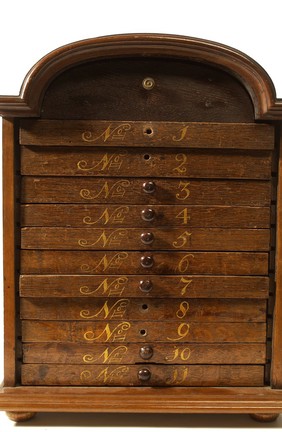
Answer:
(6, 411, 37, 422)
(250, 413, 279, 422)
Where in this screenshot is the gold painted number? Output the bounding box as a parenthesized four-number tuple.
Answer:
(176, 181, 190, 201)
(177, 254, 195, 273)
(175, 208, 190, 224)
(167, 323, 190, 341)
(176, 301, 190, 319)
(172, 231, 192, 249)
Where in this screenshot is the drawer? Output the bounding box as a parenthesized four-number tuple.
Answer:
(21, 227, 270, 251)
(21, 146, 272, 179)
(19, 120, 274, 150)
(21, 177, 271, 206)
(20, 298, 267, 322)
(21, 204, 271, 228)
(22, 320, 266, 343)
(20, 250, 269, 275)
(21, 364, 265, 387)
(19, 275, 270, 298)
(22, 342, 266, 364)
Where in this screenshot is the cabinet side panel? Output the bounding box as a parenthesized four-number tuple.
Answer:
(2, 118, 17, 386)
(271, 125, 282, 388)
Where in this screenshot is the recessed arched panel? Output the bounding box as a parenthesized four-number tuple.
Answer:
(41, 57, 254, 122)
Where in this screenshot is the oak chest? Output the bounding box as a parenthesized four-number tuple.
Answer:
(1, 34, 282, 423)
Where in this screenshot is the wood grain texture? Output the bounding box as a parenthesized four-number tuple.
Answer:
(19, 121, 274, 149)
(20, 146, 272, 179)
(20, 298, 266, 322)
(22, 342, 266, 365)
(21, 320, 266, 343)
(271, 126, 282, 388)
(20, 250, 269, 275)
(21, 364, 264, 387)
(2, 118, 17, 387)
(2, 385, 282, 413)
(21, 177, 271, 206)
(20, 227, 270, 251)
(19, 275, 270, 299)
(20, 204, 271, 228)
(39, 58, 255, 122)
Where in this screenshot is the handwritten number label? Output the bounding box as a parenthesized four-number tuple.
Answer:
(175, 208, 190, 224)
(178, 277, 193, 296)
(172, 231, 192, 249)
(166, 347, 192, 362)
(177, 254, 195, 273)
(173, 153, 188, 174)
(176, 301, 190, 319)
(176, 181, 190, 201)
(167, 323, 190, 341)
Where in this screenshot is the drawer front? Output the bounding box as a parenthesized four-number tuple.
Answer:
(21, 227, 270, 251)
(19, 275, 270, 299)
(20, 250, 269, 275)
(22, 321, 267, 343)
(19, 120, 274, 149)
(21, 177, 271, 206)
(22, 342, 266, 365)
(21, 204, 271, 228)
(21, 364, 264, 387)
(20, 298, 267, 322)
(21, 146, 272, 179)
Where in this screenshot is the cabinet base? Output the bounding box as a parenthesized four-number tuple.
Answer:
(6, 411, 37, 422)
(250, 413, 279, 422)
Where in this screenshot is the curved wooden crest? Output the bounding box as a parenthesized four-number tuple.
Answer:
(0, 33, 281, 119)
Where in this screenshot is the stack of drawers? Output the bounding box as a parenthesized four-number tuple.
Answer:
(19, 119, 273, 387)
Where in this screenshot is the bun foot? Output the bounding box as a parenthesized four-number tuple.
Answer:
(250, 413, 279, 422)
(6, 411, 37, 422)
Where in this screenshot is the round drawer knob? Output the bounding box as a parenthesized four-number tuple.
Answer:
(139, 279, 153, 293)
(140, 255, 154, 268)
(142, 181, 156, 194)
(139, 346, 154, 360)
(140, 232, 154, 245)
(137, 368, 151, 381)
(141, 208, 155, 222)
(142, 77, 155, 90)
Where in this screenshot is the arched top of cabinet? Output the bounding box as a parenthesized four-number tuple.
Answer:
(0, 33, 281, 120)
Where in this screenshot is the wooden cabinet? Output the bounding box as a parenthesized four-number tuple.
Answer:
(1, 34, 282, 423)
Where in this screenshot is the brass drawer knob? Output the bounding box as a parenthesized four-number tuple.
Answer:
(137, 368, 151, 381)
(139, 279, 153, 293)
(142, 77, 155, 90)
(140, 255, 154, 268)
(139, 346, 154, 360)
(142, 181, 156, 194)
(140, 232, 154, 245)
(141, 208, 155, 221)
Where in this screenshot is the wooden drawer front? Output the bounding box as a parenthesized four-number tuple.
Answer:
(20, 251, 269, 275)
(22, 321, 266, 343)
(21, 227, 270, 251)
(21, 177, 271, 206)
(19, 275, 269, 299)
(21, 364, 264, 387)
(19, 120, 274, 150)
(21, 204, 271, 228)
(21, 147, 272, 179)
(22, 342, 266, 365)
(20, 298, 266, 322)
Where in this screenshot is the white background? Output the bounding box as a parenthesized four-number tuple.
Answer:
(0, 0, 282, 430)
